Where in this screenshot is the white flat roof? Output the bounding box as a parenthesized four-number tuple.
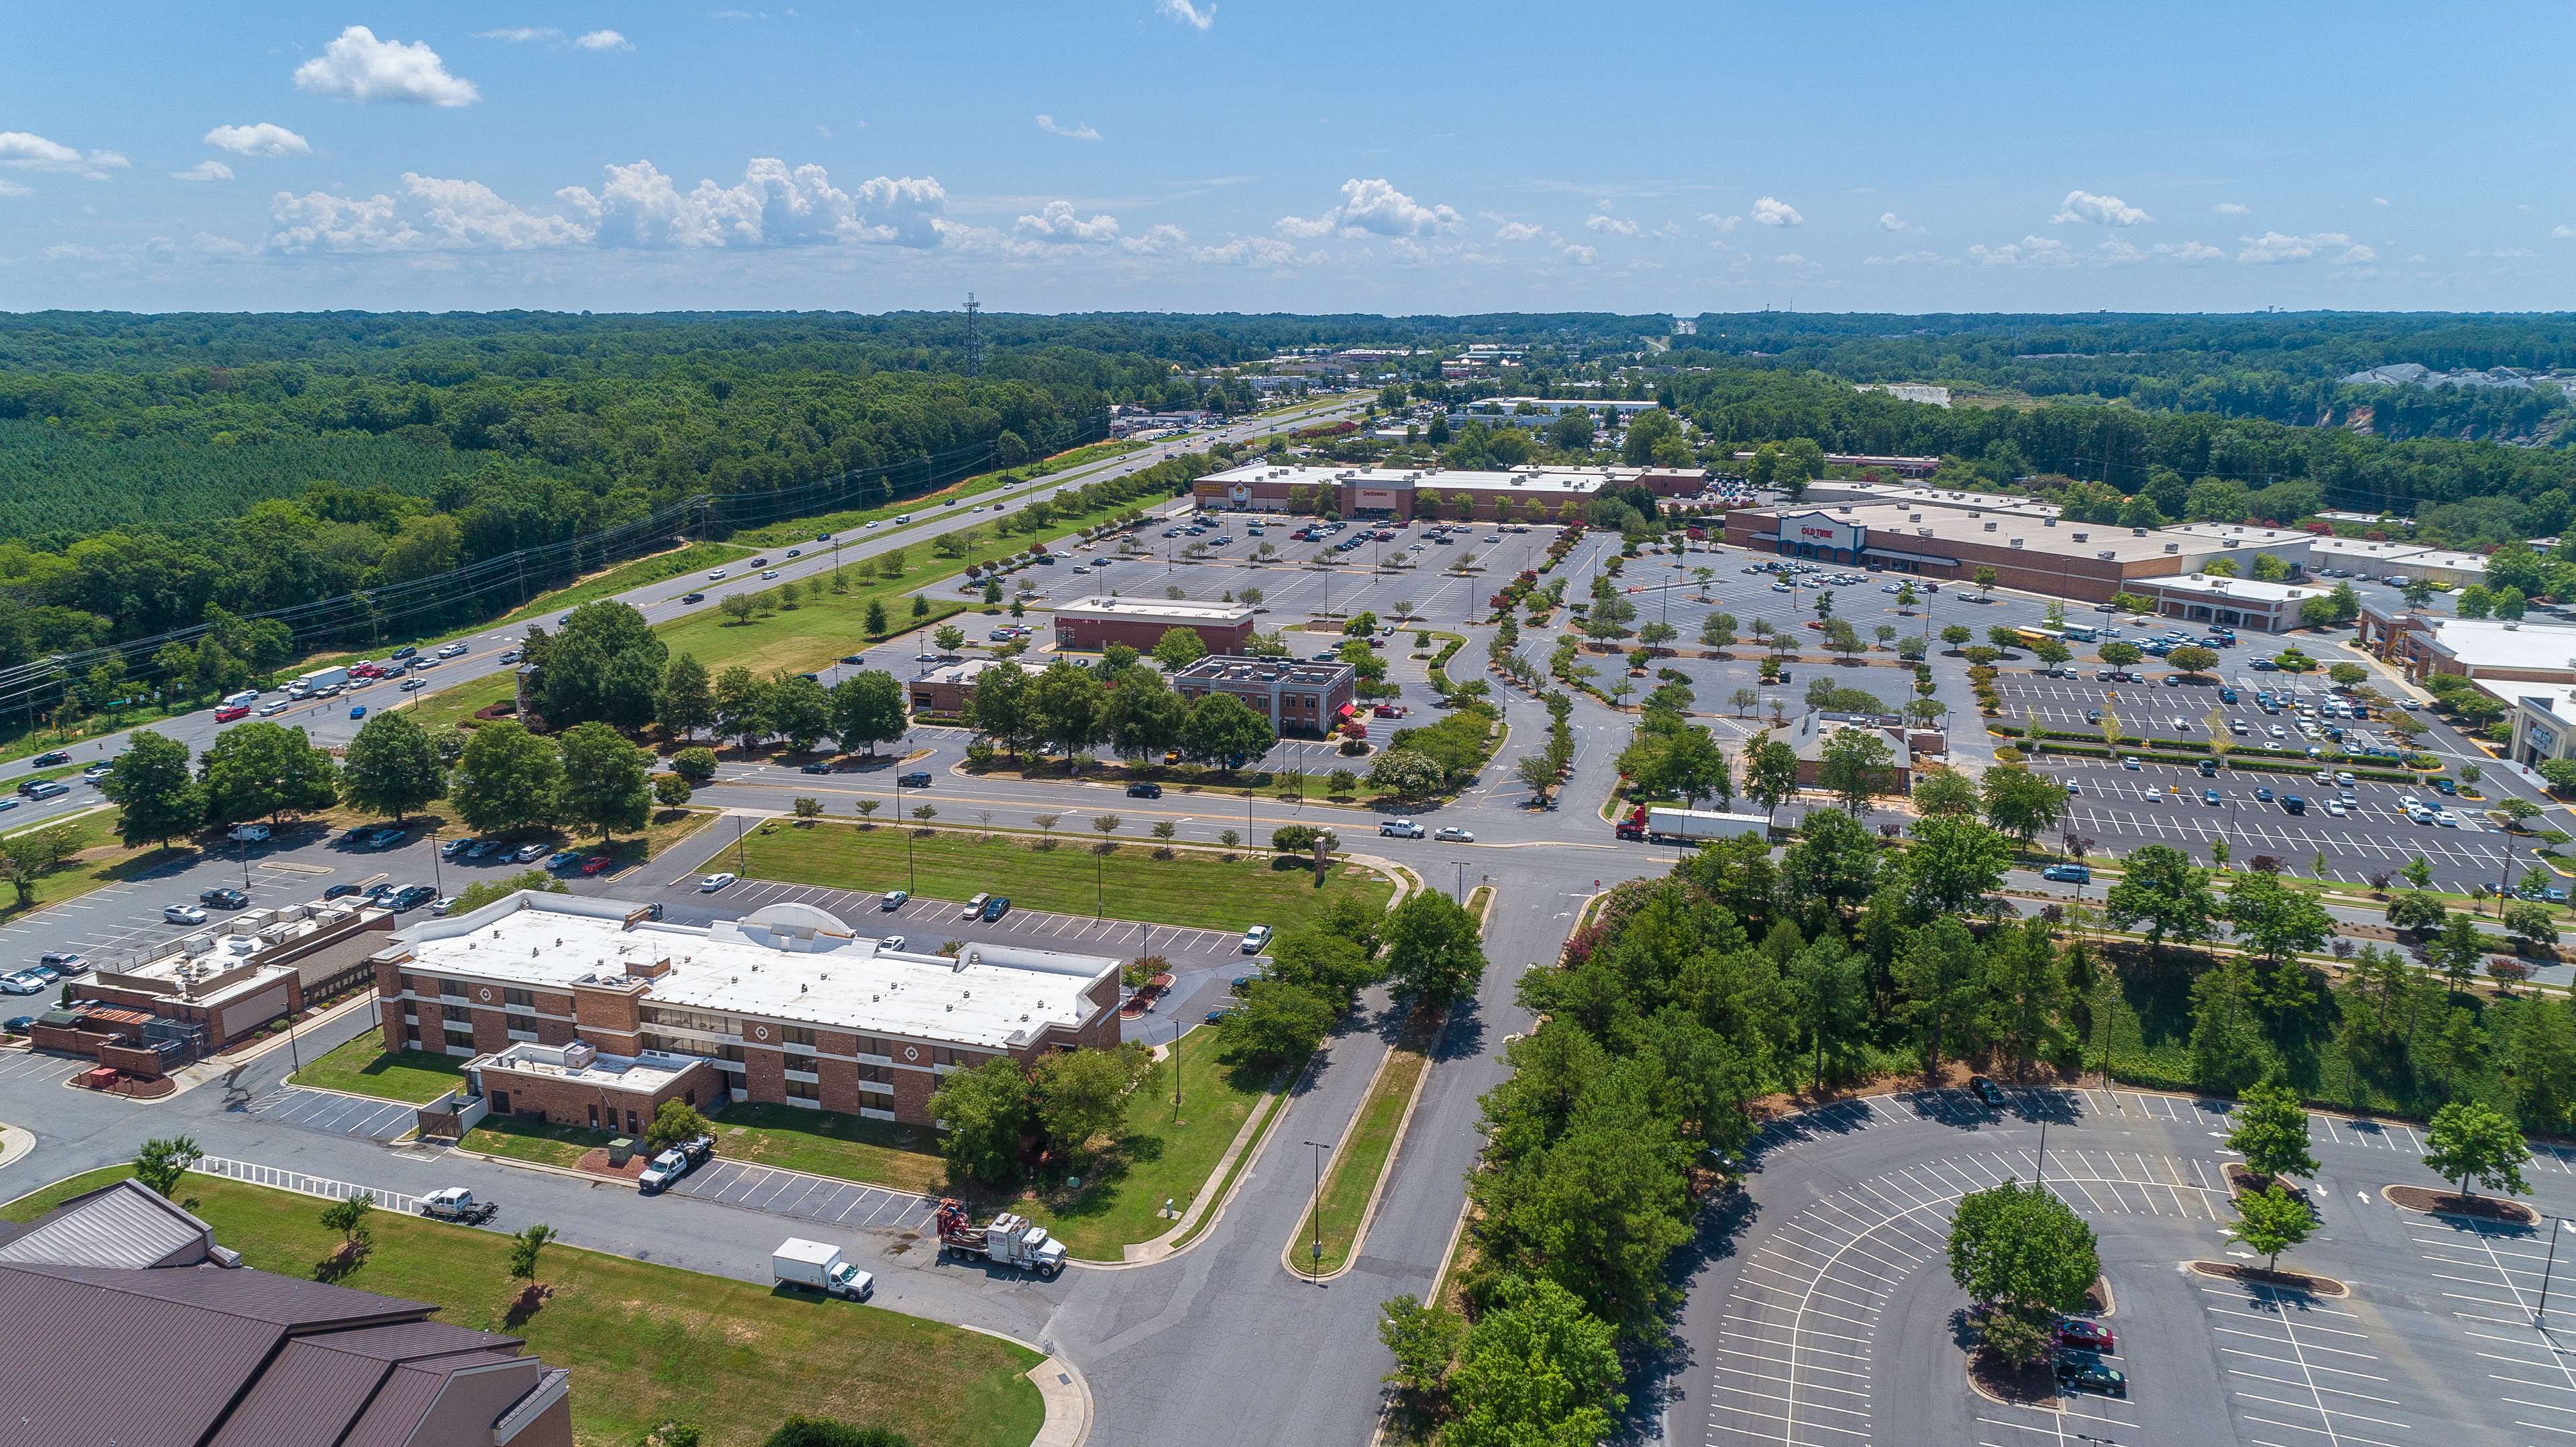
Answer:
(398, 894, 1117, 1051)
(1052, 596, 1253, 625)
(2420, 617, 2576, 674)
(1199, 462, 1678, 498)
(2142, 574, 2323, 604)
(2161, 522, 2318, 548)
(2306, 535, 2434, 560)
(1767, 502, 2232, 563)
(1798, 480, 2057, 516)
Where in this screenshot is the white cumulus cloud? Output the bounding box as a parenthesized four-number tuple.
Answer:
(1191, 235, 1305, 267)
(1698, 211, 1742, 232)
(294, 26, 481, 107)
(1877, 212, 1918, 232)
(1970, 235, 2075, 268)
(2153, 241, 2225, 264)
(473, 26, 562, 42)
(0, 131, 130, 178)
(205, 123, 311, 157)
(2235, 231, 2373, 265)
(1157, 0, 1216, 30)
(1036, 115, 1102, 141)
(1559, 243, 1596, 266)
(1277, 178, 1459, 239)
(266, 156, 950, 254)
(1584, 214, 1636, 235)
(2211, 201, 2250, 215)
(172, 160, 235, 183)
(0, 179, 31, 198)
(2051, 189, 2151, 226)
(193, 231, 252, 256)
(575, 30, 633, 50)
(1492, 221, 1541, 243)
(1014, 200, 1122, 244)
(1863, 250, 1957, 267)
(1751, 196, 1802, 226)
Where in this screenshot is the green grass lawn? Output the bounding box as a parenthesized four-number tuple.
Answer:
(735, 822, 1394, 933)
(732, 439, 1145, 549)
(3, 1167, 1042, 1447)
(1012, 1026, 1274, 1257)
(289, 1026, 464, 1104)
(1306, 1043, 1425, 1276)
(464, 1103, 951, 1195)
(500, 541, 752, 626)
(0, 807, 167, 924)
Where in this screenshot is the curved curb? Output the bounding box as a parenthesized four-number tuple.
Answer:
(1078, 1076, 1290, 1271)
(2187, 1258, 2351, 1298)
(0, 1124, 34, 1175)
(957, 1324, 1093, 1447)
(1961, 1355, 2063, 1411)
(2381, 1182, 2539, 1226)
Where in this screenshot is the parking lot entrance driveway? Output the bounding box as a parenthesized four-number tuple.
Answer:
(664, 1157, 929, 1234)
(240, 1086, 419, 1142)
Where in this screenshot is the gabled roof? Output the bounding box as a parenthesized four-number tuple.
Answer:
(0, 1177, 219, 1269)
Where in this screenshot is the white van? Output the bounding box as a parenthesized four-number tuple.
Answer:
(221, 690, 259, 708)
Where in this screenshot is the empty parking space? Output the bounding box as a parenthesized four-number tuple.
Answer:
(0, 1047, 74, 1085)
(2406, 1214, 2576, 1438)
(2201, 1281, 2411, 1447)
(242, 1086, 417, 1142)
(665, 1158, 929, 1231)
(711, 877, 1245, 960)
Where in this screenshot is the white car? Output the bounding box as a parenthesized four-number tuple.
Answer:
(2065, 780, 2081, 795)
(880, 934, 908, 952)
(760, 570, 780, 580)
(1433, 826, 1475, 843)
(2436, 809, 2461, 828)
(2170, 716, 2191, 732)
(1240, 924, 1274, 955)
(429, 896, 457, 916)
(163, 904, 208, 925)
(707, 569, 728, 580)
(699, 872, 738, 892)
(437, 642, 468, 658)
(2398, 794, 2422, 812)
(2267, 725, 2285, 739)
(2323, 800, 2348, 817)
(228, 822, 271, 843)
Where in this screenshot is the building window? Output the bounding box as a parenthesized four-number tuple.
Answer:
(443, 1024, 475, 1051)
(784, 1075, 821, 1101)
(781, 1024, 819, 1049)
(503, 987, 536, 1009)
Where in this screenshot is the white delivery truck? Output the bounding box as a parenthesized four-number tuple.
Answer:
(1614, 806, 1772, 844)
(292, 665, 351, 696)
(772, 1237, 874, 1300)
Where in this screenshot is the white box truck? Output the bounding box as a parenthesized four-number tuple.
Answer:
(1614, 806, 1771, 844)
(292, 665, 350, 696)
(772, 1237, 874, 1300)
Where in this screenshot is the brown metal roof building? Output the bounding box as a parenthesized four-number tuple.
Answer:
(0, 1179, 571, 1447)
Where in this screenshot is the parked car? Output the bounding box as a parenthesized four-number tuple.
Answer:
(2055, 1352, 2126, 1397)
(513, 842, 548, 863)
(962, 892, 991, 919)
(164, 904, 209, 925)
(199, 888, 249, 909)
(2040, 863, 2090, 884)
(393, 885, 440, 912)
(981, 895, 1011, 922)
(324, 883, 362, 900)
(579, 855, 612, 876)
(0, 973, 49, 996)
(879, 934, 907, 952)
(1433, 826, 1475, 843)
(1241, 924, 1273, 955)
(881, 890, 909, 910)
(700, 872, 738, 892)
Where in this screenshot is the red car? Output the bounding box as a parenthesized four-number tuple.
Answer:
(213, 704, 250, 722)
(2055, 1318, 2114, 1352)
(580, 855, 613, 876)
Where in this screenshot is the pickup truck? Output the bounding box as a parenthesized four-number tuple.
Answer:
(637, 1134, 713, 1193)
(417, 1187, 498, 1224)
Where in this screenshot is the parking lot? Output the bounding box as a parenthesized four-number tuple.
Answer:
(241, 1085, 418, 1142)
(1706, 1083, 2567, 1447)
(661, 1157, 930, 1234)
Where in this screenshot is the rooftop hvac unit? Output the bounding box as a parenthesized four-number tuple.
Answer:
(2043, 517, 2058, 527)
(1918, 528, 1935, 537)
(1983, 521, 1997, 532)
(561, 1040, 597, 1070)
(2223, 539, 2240, 548)
(2073, 532, 2089, 542)
(2133, 527, 2149, 537)
(2163, 543, 2181, 554)
(1969, 510, 1983, 518)
(2505, 622, 2521, 631)
(1910, 513, 1923, 521)
(2097, 551, 2118, 561)
(2009, 537, 2024, 548)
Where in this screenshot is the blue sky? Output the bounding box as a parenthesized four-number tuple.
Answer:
(5, 1, 2571, 314)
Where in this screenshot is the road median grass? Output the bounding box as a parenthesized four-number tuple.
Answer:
(1013, 1024, 1272, 1257)
(1301, 1035, 1429, 1277)
(735, 821, 1394, 934)
(3, 1165, 1043, 1447)
(289, 1026, 464, 1104)
(0, 807, 163, 925)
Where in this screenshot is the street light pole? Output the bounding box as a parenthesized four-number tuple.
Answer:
(1303, 1138, 1331, 1280)
(1172, 1019, 1182, 1123)
(2540, 1217, 2566, 1323)
(429, 828, 444, 896)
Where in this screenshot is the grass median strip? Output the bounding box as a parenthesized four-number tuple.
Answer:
(735, 821, 1394, 934)
(5, 1166, 1042, 1447)
(1302, 1041, 1428, 1277)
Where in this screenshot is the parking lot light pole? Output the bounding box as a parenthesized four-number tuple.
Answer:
(429, 829, 444, 895)
(2540, 1217, 2567, 1322)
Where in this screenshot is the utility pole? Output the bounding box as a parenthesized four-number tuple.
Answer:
(962, 293, 983, 378)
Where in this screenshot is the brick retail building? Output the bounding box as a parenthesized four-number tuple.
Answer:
(1050, 595, 1255, 655)
(1170, 655, 1357, 737)
(372, 893, 1123, 1132)
(1193, 462, 1706, 523)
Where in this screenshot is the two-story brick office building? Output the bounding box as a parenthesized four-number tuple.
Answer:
(1171, 655, 1357, 737)
(372, 893, 1123, 1132)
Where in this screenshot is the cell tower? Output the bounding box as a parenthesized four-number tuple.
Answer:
(963, 292, 983, 376)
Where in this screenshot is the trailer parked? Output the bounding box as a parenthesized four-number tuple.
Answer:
(933, 1199, 1068, 1279)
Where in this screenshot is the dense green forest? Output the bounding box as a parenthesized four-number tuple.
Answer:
(1669, 311, 2576, 444)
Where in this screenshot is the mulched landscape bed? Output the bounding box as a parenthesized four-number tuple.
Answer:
(2188, 1259, 2349, 1297)
(1965, 1349, 2060, 1409)
(2224, 1163, 2316, 1209)
(2385, 1184, 2538, 1224)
